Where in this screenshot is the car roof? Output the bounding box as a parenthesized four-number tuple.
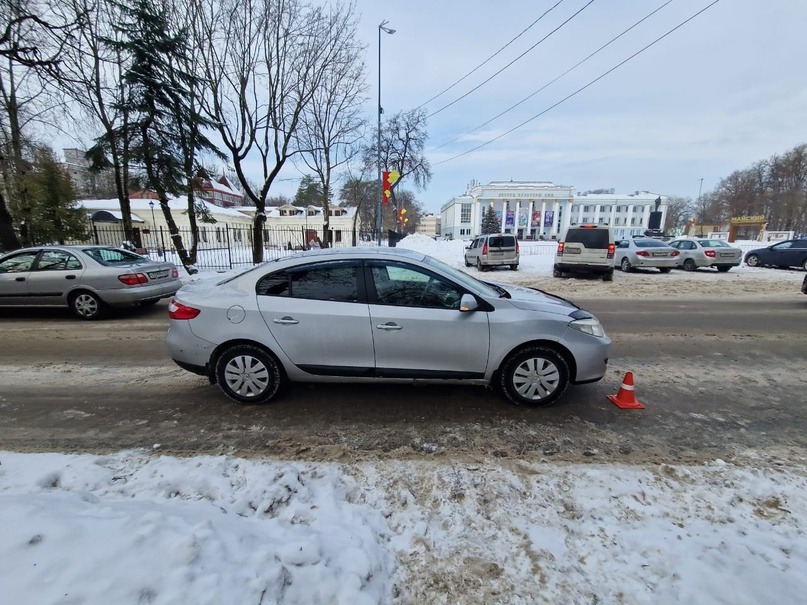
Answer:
(282, 246, 428, 263)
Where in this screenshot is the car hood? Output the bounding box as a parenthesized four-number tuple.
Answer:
(488, 281, 581, 314)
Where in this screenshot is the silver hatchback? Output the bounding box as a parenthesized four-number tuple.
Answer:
(668, 238, 742, 272)
(166, 247, 610, 407)
(0, 245, 181, 319)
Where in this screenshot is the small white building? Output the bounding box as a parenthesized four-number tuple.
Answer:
(571, 191, 668, 240)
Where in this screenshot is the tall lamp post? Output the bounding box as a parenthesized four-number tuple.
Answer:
(376, 19, 395, 246)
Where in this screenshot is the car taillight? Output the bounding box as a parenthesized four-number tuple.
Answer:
(482, 244, 488, 255)
(704, 250, 715, 258)
(671, 250, 680, 257)
(118, 273, 149, 285)
(515, 242, 520, 253)
(168, 299, 200, 320)
(557, 242, 565, 255)
(607, 243, 615, 258)
(171, 267, 179, 277)
(636, 251, 650, 257)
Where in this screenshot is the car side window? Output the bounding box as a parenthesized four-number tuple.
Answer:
(0, 251, 38, 273)
(617, 241, 628, 249)
(256, 261, 359, 302)
(370, 262, 462, 310)
(35, 250, 82, 271)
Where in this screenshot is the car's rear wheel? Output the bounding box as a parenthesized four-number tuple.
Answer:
(682, 258, 697, 272)
(717, 266, 732, 273)
(603, 269, 614, 282)
(745, 254, 761, 267)
(620, 257, 632, 272)
(510, 264, 518, 271)
(659, 267, 672, 273)
(476, 259, 487, 272)
(802, 258, 807, 271)
(215, 344, 283, 404)
(70, 291, 104, 320)
(553, 267, 563, 278)
(499, 346, 569, 407)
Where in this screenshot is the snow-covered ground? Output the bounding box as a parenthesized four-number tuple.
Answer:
(2, 235, 806, 604)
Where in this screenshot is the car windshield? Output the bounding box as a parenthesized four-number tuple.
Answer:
(698, 240, 730, 248)
(82, 247, 149, 265)
(423, 254, 501, 298)
(634, 240, 667, 248)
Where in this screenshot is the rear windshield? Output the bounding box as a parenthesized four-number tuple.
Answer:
(565, 229, 610, 248)
(697, 239, 730, 248)
(634, 239, 667, 248)
(487, 236, 516, 247)
(82, 247, 149, 265)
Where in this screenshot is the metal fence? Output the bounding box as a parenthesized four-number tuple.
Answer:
(65, 223, 371, 270)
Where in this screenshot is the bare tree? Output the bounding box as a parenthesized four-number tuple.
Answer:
(194, 0, 355, 262)
(662, 195, 693, 233)
(363, 108, 432, 233)
(295, 1, 366, 248)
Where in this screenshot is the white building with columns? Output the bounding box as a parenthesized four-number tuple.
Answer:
(440, 181, 668, 241)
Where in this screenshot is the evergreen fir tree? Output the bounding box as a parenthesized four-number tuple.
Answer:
(481, 205, 501, 234)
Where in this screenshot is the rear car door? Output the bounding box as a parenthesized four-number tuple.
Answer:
(0, 250, 39, 304)
(366, 260, 490, 378)
(256, 259, 375, 374)
(566, 228, 610, 264)
(486, 235, 517, 263)
(26, 249, 85, 305)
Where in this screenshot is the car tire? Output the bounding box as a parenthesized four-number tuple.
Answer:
(620, 257, 632, 272)
(745, 254, 761, 267)
(802, 258, 807, 271)
(476, 259, 487, 272)
(499, 346, 569, 407)
(70, 291, 104, 320)
(603, 269, 614, 282)
(464, 257, 471, 267)
(215, 344, 283, 404)
(510, 264, 518, 271)
(553, 267, 563, 278)
(659, 267, 672, 273)
(682, 259, 697, 272)
(717, 266, 732, 273)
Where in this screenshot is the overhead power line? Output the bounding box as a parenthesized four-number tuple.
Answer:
(433, 0, 721, 167)
(415, 0, 567, 111)
(427, 0, 597, 119)
(429, 0, 673, 152)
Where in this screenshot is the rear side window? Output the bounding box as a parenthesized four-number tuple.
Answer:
(83, 247, 147, 265)
(256, 261, 359, 302)
(565, 229, 609, 248)
(487, 236, 516, 247)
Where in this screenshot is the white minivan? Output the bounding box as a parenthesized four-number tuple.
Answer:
(554, 225, 615, 281)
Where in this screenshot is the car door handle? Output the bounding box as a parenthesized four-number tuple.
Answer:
(15, 277, 25, 282)
(65, 275, 76, 280)
(273, 316, 299, 325)
(376, 322, 402, 331)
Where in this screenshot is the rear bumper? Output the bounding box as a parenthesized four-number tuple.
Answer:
(555, 262, 613, 274)
(100, 280, 182, 306)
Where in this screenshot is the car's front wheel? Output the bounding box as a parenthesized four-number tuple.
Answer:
(499, 346, 569, 407)
(745, 254, 761, 267)
(70, 291, 104, 320)
(215, 344, 283, 404)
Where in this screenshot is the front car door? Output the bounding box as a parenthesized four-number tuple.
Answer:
(366, 260, 490, 378)
(256, 259, 375, 375)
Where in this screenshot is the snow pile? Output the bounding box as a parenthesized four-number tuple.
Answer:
(2, 451, 806, 604)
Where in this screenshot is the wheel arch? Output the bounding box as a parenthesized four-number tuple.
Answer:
(492, 339, 578, 384)
(207, 338, 287, 384)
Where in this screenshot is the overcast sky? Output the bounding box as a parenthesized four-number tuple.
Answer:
(278, 0, 806, 213)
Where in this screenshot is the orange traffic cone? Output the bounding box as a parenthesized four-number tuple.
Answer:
(607, 372, 645, 409)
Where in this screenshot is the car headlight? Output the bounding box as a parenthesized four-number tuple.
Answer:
(569, 317, 605, 338)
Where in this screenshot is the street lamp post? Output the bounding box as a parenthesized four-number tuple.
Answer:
(376, 20, 395, 247)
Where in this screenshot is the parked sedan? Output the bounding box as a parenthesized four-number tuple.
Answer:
(744, 239, 807, 271)
(668, 238, 742, 272)
(166, 247, 611, 407)
(616, 238, 680, 273)
(0, 245, 181, 319)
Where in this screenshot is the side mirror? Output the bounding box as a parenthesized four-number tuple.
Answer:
(459, 293, 479, 312)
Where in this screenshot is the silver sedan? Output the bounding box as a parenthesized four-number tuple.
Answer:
(616, 238, 680, 273)
(668, 238, 742, 272)
(166, 247, 611, 408)
(0, 245, 181, 319)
